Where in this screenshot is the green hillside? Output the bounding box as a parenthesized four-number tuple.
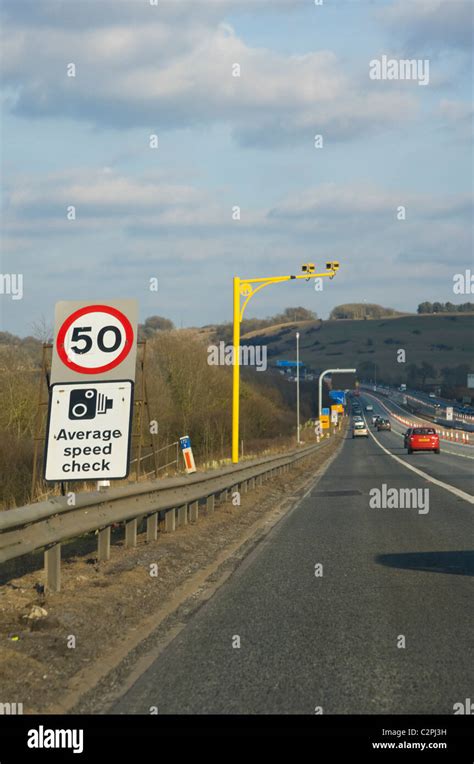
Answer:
(243, 313, 474, 386)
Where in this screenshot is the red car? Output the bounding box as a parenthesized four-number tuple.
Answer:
(407, 427, 440, 454)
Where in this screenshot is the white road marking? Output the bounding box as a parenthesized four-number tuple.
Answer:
(367, 427, 474, 504)
(386, 424, 474, 460)
(364, 393, 474, 460)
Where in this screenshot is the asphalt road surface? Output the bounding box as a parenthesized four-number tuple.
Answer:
(111, 406, 473, 715)
(362, 393, 474, 494)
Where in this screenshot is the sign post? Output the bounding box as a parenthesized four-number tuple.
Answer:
(44, 381, 134, 481)
(179, 436, 196, 474)
(45, 300, 138, 482)
(51, 300, 138, 384)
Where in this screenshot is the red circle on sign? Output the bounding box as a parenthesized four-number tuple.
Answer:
(56, 304, 134, 375)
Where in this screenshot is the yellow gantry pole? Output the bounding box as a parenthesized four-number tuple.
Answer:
(232, 276, 241, 463)
(231, 265, 340, 463)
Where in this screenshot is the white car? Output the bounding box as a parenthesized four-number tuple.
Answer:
(365, 404, 373, 412)
(353, 421, 368, 438)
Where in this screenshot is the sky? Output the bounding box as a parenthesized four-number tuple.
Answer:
(0, 0, 472, 336)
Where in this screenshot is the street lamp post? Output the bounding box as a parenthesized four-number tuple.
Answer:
(296, 332, 300, 445)
(232, 262, 340, 463)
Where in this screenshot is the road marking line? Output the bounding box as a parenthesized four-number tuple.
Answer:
(372, 419, 474, 461)
(364, 393, 474, 458)
(367, 428, 474, 504)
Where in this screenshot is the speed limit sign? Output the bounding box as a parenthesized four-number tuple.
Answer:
(51, 300, 138, 383)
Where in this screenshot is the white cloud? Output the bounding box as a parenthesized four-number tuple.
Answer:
(377, 0, 473, 52)
(1, 4, 419, 143)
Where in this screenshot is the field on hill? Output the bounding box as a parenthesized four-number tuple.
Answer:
(243, 313, 474, 384)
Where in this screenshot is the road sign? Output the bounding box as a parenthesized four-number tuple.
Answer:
(329, 390, 346, 406)
(320, 414, 330, 430)
(179, 435, 196, 474)
(331, 409, 338, 424)
(446, 407, 453, 421)
(314, 421, 323, 437)
(51, 300, 138, 384)
(44, 381, 133, 481)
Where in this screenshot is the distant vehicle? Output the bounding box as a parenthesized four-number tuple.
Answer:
(429, 392, 436, 398)
(377, 419, 391, 431)
(399, 384, 407, 392)
(372, 415, 381, 425)
(353, 421, 368, 438)
(406, 427, 440, 454)
(365, 404, 373, 412)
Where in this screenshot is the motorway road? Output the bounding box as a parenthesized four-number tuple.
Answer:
(111, 409, 473, 715)
(362, 393, 474, 495)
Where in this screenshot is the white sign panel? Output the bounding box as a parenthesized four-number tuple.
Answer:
(51, 299, 138, 384)
(331, 410, 338, 424)
(44, 381, 133, 481)
(446, 406, 453, 421)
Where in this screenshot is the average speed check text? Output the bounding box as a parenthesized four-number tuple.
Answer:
(55, 427, 122, 474)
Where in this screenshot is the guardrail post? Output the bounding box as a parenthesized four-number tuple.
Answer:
(165, 508, 176, 532)
(125, 519, 138, 547)
(219, 490, 228, 502)
(206, 495, 215, 513)
(241, 480, 248, 494)
(189, 501, 199, 523)
(249, 477, 255, 489)
(98, 527, 111, 561)
(177, 504, 188, 527)
(45, 544, 61, 593)
(146, 513, 158, 542)
(257, 474, 263, 486)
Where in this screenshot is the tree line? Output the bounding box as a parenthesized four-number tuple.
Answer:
(417, 302, 474, 314)
(329, 303, 404, 320)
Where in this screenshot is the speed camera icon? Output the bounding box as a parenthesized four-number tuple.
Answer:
(68, 388, 113, 420)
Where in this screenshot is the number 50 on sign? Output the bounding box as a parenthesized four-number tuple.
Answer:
(51, 300, 138, 384)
